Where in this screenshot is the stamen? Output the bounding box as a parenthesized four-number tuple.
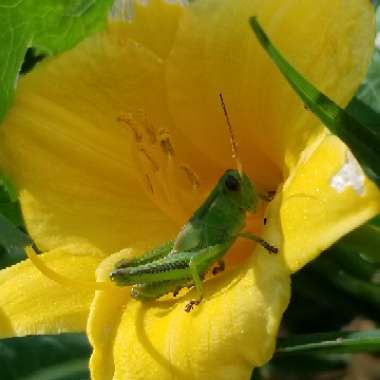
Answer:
(25, 246, 113, 291)
(118, 109, 201, 225)
(139, 147, 159, 172)
(139, 112, 157, 144)
(145, 174, 154, 194)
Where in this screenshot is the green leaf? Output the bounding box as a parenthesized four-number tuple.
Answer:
(249, 17, 380, 188)
(0, 213, 31, 268)
(356, 6, 380, 111)
(312, 254, 380, 313)
(0, 174, 23, 226)
(356, 48, 380, 114)
(264, 354, 346, 377)
(0, 333, 91, 380)
(250, 369, 262, 380)
(285, 268, 360, 333)
(0, 173, 30, 268)
(276, 329, 380, 356)
(327, 246, 379, 281)
(347, 97, 380, 130)
(0, 174, 17, 202)
(0, 0, 114, 121)
(338, 220, 380, 264)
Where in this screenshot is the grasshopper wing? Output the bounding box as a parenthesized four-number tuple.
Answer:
(173, 221, 203, 253)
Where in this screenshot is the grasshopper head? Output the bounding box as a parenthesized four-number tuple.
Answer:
(223, 169, 258, 213)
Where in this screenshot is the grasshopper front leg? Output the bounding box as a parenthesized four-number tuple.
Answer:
(238, 232, 278, 254)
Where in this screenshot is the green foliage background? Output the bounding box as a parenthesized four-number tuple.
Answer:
(0, 0, 113, 121)
(0, 1, 380, 380)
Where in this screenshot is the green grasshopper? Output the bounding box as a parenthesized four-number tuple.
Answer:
(110, 94, 278, 312)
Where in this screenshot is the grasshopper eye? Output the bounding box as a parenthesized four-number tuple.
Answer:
(225, 174, 240, 192)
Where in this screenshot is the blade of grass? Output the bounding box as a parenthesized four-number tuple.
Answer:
(276, 329, 380, 356)
(327, 246, 379, 281)
(338, 221, 380, 264)
(0, 213, 31, 268)
(312, 254, 380, 312)
(249, 17, 380, 187)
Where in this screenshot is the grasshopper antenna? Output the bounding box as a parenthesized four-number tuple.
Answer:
(219, 93, 243, 175)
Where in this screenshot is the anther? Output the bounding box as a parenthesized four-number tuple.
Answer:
(179, 164, 201, 190)
(158, 130, 175, 157)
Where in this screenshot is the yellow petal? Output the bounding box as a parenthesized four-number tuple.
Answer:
(166, 0, 374, 185)
(281, 135, 380, 272)
(88, 197, 290, 380)
(110, 0, 184, 59)
(0, 20, 178, 253)
(0, 243, 104, 338)
(88, 250, 133, 380)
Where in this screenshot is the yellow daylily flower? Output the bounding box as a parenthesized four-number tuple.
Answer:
(0, 0, 379, 379)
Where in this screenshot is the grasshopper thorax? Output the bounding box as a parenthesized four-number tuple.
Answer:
(172, 168, 259, 253)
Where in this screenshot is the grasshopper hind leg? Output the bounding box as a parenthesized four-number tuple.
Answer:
(184, 255, 206, 313)
(184, 243, 231, 312)
(114, 240, 174, 270)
